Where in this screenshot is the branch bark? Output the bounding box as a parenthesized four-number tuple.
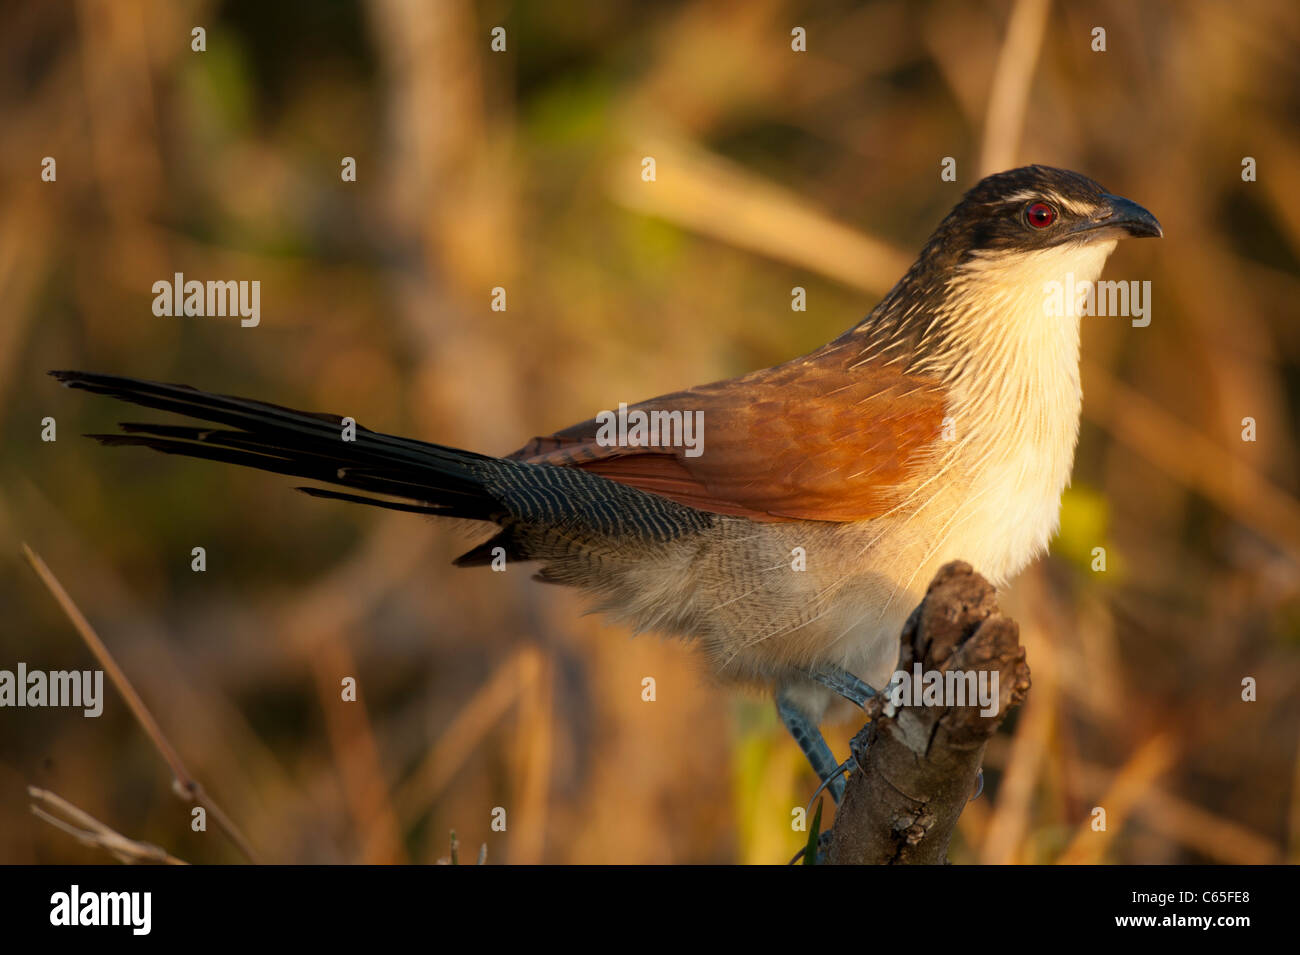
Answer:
(826, 561, 1031, 864)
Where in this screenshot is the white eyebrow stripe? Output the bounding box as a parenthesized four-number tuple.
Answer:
(1058, 196, 1096, 215)
(998, 190, 1097, 217)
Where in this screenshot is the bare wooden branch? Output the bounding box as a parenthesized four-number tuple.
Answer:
(826, 561, 1031, 864)
(28, 787, 189, 865)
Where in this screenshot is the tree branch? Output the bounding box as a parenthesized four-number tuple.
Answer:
(826, 561, 1031, 864)
(28, 787, 189, 865)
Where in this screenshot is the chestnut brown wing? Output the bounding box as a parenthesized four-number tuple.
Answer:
(510, 343, 947, 523)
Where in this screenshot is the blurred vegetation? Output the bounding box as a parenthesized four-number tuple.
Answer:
(1, 0, 1298, 864)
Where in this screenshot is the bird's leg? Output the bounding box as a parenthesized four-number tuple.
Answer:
(803, 663, 880, 708)
(808, 665, 896, 798)
(784, 668, 985, 807)
(776, 691, 847, 805)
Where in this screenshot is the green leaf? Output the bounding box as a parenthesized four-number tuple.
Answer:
(802, 797, 824, 865)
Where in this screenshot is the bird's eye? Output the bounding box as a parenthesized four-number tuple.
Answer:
(1025, 201, 1057, 229)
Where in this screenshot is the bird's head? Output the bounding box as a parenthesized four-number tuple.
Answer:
(944, 164, 1162, 257)
(857, 165, 1162, 364)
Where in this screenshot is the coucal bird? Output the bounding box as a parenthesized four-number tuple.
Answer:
(53, 165, 1161, 802)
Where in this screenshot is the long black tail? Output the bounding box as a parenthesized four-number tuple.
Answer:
(51, 370, 506, 521)
(50, 371, 713, 566)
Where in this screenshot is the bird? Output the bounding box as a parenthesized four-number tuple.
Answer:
(52, 164, 1161, 803)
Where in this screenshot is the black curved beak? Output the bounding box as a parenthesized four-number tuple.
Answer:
(1096, 194, 1163, 239)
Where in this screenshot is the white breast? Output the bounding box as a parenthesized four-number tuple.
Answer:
(933, 238, 1117, 582)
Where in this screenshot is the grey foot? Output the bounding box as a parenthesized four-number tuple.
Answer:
(776, 691, 847, 804)
(802, 664, 879, 708)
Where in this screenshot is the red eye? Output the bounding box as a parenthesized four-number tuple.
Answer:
(1026, 201, 1057, 228)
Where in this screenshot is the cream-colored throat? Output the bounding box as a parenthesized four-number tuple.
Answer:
(936, 237, 1118, 421)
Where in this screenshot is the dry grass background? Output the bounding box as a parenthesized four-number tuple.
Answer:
(1, 0, 1298, 864)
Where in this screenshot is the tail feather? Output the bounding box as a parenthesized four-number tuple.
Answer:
(50, 371, 718, 566)
(52, 370, 500, 521)
(295, 486, 452, 516)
